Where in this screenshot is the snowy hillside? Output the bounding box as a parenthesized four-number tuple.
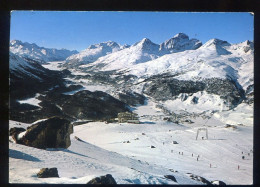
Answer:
(10, 52, 45, 79)
(10, 40, 78, 63)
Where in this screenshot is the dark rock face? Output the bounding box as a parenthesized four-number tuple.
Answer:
(245, 84, 254, 104)
(211, 180, 226, 185)
(187, 173, 212, 185)
(143, 75, 245, 109)
(20, 117, 73, 149)
(164, 175, 177, 183)
(87, 174, 117, 184)
(9, 127, 26, 143)
(9, 127, 26, 136)
(117, 91, 146, 106)
(37, 168, 59, 178)
(60, 90, 130, 120)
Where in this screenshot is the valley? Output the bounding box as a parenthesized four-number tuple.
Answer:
(9, 33, 254, 184)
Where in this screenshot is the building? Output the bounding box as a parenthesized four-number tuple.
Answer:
(118, 112, 139, 123)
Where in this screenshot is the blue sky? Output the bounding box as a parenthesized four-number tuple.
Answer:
(10, 11, 253, 51)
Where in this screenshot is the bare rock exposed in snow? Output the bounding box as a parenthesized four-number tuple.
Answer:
(211, 180, 226, 185)
(9, 127, 26, 143)
(187, 173, 212, 185)
(9, 127, 26, 136)
(20, 117, 73, 149)
(164, 175, 177, 183)
(160, 33, 202, 53)
(86, 174, 117, 184)
(37, 168, 59, 178)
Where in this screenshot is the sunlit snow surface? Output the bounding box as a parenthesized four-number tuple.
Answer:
(9, 99, 253, 184)
(17, 93, 42, 107)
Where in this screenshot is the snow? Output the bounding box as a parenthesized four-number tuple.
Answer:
(10, 40, 78, 63)
(78, 38, 253, 89)
(125, 39, 253, 82)
(63, 77, 113, 93)
(17, 93, 42, 107)
(161, 91, 229, 114)
(66, 41, 123, 64)
(9, 97, 253, 184)
(42, 61, 66, 71)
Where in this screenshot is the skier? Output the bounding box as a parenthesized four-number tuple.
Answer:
(192, 153, 193, 157)
(242, 156, 245, 160)
(238, 165, 240, 170)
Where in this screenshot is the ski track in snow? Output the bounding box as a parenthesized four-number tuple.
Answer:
(9, 98, 253, 184)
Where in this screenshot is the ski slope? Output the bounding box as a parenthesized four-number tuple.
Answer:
(9, 99, 253, 184)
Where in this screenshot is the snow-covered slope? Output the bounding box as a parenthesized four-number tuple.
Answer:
(9, 120, 205, 185)
(80, 38, 164, 71)
(65, 41, 127, 67)
(10, 40, 78, 63)
(9, 52, 45, 79)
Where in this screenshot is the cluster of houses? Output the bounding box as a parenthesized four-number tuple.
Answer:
(105, 112, 140, 124)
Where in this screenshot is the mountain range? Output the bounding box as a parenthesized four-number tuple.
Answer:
(9, 33, 253, 123)
(9, 33, 254, 185)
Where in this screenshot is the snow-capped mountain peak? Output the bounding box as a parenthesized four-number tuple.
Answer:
(160, 33, 202, 53)
(87, 41, 120, 50)
(173, 32, 189, 39)
(132, 38, 160, 51)
(65, 41, 124, 66)
(202, 38, 231, 48)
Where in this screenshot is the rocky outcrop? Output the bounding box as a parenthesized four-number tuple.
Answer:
(186, 173, 212, 185)
(20, 117, 73, 149)
(164, 175, 177, 183)
(9, 127, 26, 137)
(86, 174, 117, 184)
(37, 168, 59, 178)
(211, 180, 226, 185)
(9, 127, 26, 143)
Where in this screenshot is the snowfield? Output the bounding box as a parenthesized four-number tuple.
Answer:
(9, 99, 253, 184)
